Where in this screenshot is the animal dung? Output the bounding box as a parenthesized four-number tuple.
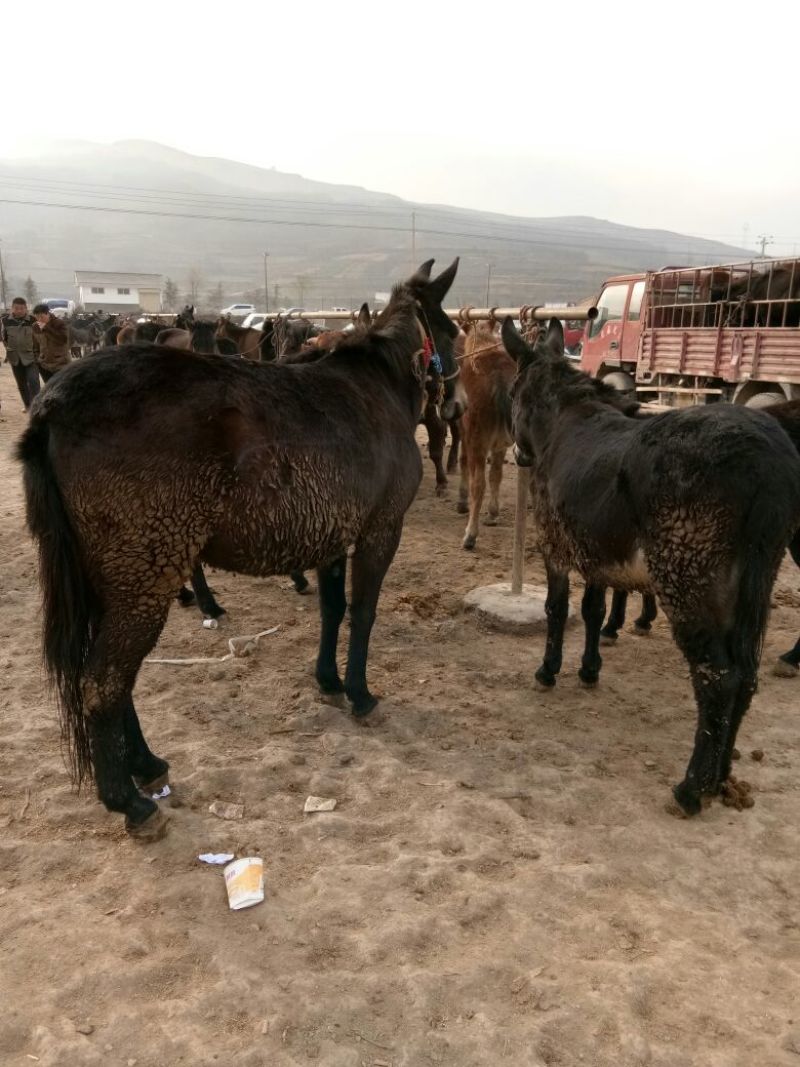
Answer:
(209, 800, 244, 820)
(303, 795, 337, 813)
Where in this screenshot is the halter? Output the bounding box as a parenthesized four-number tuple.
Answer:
(416, 305, 460, 384)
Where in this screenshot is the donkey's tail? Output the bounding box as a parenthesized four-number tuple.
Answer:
(731, 499, 788, 680)
(16, 417, 100, 784)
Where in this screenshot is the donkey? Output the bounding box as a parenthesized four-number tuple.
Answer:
(18, 260, 458, 840)
(603, 399, 800, 672)
(502, 316, 800, 817)
(455, 322, 515, 550)
(215, 317, 271, 361)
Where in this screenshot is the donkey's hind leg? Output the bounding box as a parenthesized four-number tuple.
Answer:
(535, 563, 570, 689)
(84, 603, 170, 838)
(484, 448, 505, 526)
(123, 695, 169, 793)
(775, 637, 800, 677)
(670, 627, 741, 816)
(423, 401, 449, 495)
(462, 441, 487, 550)
(600, 589, 627, 645)
(290, 570, 310, 595)
(315, 556, 347, 695)
(578, 583, 607, 687)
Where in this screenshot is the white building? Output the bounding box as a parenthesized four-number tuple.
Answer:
(74, 270, 163, 314)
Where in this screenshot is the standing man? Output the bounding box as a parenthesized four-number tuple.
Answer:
(32, 302, 71, 381)
(1, 296, 39, 411)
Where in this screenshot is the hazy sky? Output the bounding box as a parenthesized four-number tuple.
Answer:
(6, 0, 799, 252)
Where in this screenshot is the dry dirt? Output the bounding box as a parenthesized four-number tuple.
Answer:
(1, 365, 800, 1067)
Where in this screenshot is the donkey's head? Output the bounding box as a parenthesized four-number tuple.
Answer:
(502, 316, 639, 466)
(406, 258, 463, 420)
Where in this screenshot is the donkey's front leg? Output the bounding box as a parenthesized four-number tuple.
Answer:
(423, 400, 449, 495)
(600, 588, 627, 645)
(191, 563, 226, 620)
(345, 523, 404, 716)
(633, 593, 658, 634)
(578, 583, 607, 687)
(535, 564, 570, 688)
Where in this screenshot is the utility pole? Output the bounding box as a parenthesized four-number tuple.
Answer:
(0, 240, 7, 309)
(411, 211, 416, 267)
(263, 251, 269, 312)
(757, 234, 774, 258)
(485, 262, 493, 306)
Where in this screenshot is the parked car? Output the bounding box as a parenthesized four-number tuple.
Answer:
(43, 297, 75, 318)
(241, 312, 266, 329)
(220, 302, 255, 319)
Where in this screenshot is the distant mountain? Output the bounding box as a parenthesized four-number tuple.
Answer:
(0, 140, 750, 309)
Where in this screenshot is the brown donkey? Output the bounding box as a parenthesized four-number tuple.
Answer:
(18, 261, 459, 841)
(456, 323, 516, 549)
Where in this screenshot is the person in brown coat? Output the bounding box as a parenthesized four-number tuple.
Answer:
(32, 303, 71, 381)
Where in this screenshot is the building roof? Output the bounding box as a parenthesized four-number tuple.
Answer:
(74, 270, 163, 288)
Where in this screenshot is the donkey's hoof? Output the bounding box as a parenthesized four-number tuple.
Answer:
(599, 633, 618, 647)
(483, 514, 499, 527)
(578, 671, 599, 689)
(126, 807, 169, 842)
(435, 483, 448, 498)
(534, 668, 556, 690)
(668, 782, 702, 817)
(633, 624, 652, 637)
(350, 692, 378, 718)
(137, 770, 170, 795)
(317, 673, 345, 695)
(456, 499, 469, 515)
(774, 657, 799, 678)
(462, 534, 477, 551)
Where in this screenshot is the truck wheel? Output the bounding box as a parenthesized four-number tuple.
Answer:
(744, 391, 784, 409)
(601, 371, 636, 394)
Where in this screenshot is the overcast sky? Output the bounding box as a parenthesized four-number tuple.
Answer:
(5, 0, 799, 253)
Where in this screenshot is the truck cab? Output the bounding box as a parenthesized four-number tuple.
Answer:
(580, 274, 645, 385)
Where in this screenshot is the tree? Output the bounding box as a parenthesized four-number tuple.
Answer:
(206, 282, 225, 311)
(163, 277, 179, 311)
(24, 276, 39, 305)
(186, 268, 206, 305)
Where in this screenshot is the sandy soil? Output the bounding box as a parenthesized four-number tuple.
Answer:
(1, 362, 800, 1067)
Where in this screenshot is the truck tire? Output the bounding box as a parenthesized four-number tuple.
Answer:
(601, 371, 636, 394)
(744, 391, 784, 409)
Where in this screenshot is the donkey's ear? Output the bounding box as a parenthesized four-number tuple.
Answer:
(545, 317, 565, 358)
(410, 258, 435, 285)
(357, 302, 371, 326)
(428, 257, 459, 304)
(501, 316, 533, 364)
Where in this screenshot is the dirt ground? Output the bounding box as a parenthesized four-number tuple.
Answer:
(2, 362, 800, 1067)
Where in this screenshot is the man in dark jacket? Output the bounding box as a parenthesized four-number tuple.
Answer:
(1, 297, 40, 410)
(32, 303, 71, 380)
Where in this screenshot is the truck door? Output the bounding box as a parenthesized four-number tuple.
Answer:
(580, 281, 632, 376)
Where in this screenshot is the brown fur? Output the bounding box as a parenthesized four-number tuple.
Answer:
(456, 324, 516, 550)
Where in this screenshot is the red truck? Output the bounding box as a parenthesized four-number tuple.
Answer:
(580, 257, 800, 407)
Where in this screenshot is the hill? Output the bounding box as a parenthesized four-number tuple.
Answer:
(0, 140, 750, 309)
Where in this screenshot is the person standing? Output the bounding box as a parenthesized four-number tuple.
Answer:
(1, 297, 39, 411)
(32, 303, 71, 381)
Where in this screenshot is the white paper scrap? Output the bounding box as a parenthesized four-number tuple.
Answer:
(152, 784, 171, 800)
(304, 796, 337, 813)
(198, 853, 235, 865)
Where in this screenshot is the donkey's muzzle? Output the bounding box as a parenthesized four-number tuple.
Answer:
(513, 445, 533, 468)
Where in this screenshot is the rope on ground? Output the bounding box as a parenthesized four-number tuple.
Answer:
(145, 627, 280, 666)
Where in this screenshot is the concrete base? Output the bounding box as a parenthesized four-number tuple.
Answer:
(464, 582, 573, 635)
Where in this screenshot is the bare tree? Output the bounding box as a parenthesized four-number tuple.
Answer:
(186, 268, 206, 305)
(163, 277, 180, 311)
(24, 276, 39, 305)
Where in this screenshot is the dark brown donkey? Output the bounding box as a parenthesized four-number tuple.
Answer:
(18, 262, 458, 841)
(455, 322, 515, 550)
(503, 317, 800, 817)
(215, 317, 271, 361)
